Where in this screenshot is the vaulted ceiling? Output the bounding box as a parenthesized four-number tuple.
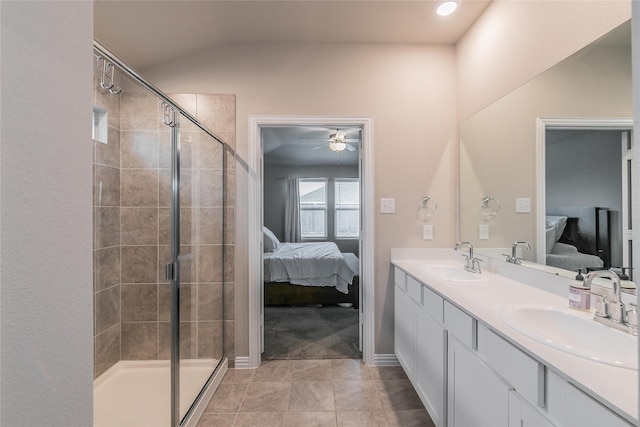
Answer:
(94, 0, 492, 70)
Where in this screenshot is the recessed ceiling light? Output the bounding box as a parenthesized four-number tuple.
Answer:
(436, 1, 459, 16)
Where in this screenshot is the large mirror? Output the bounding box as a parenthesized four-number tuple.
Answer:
(459, 20, 632, 284)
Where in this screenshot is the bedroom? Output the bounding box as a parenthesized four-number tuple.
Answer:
(544, 128, 632, 274)
(261, 125, 362, 360)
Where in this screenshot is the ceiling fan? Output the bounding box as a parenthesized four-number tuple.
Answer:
(307, 129, 359, 152)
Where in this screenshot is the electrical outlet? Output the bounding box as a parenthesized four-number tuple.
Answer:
(380, 198, 396, 214)
(423, 224, 433, 240)
(479, 224, 489, 240)
(516, 198, 531, 213)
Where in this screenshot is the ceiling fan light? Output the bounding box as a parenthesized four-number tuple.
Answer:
(329, 140, 347, 152)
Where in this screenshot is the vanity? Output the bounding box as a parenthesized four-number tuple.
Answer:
(391, 249, 637, 427)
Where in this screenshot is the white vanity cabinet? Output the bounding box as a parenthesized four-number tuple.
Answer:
(392, 263, 636, 427)
(394, 276, 415, 375)
(447, 335, 511, 427)
(394, 268, 447, 427)
(509, 391, 554, 427)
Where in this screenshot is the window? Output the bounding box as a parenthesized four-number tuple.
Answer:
(335, 179, 360, 239)
(299, 178, 327, 239)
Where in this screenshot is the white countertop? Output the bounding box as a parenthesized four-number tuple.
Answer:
(391, 249, 638, 424)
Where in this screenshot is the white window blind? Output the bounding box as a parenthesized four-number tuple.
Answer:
(335, 179, 360, 239)
(299, 178, 327, 239)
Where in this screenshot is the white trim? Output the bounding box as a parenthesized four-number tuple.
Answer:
(248, 115, 375, 368)
(373, 354, 400, 366)
(535, 117, 633, 263)
(233, 357, 252, 369)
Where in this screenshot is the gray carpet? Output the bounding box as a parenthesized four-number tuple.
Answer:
(263, 305, 361, 360)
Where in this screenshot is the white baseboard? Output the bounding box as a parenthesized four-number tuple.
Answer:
(373, 353, 400, 366)
(234, 356, 252, 369)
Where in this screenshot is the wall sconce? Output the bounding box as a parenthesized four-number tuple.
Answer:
(416, 196, 438, 221)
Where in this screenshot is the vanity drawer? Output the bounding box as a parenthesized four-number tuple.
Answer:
(444, 301, 474, 348)
(478, 324, 542, 407)
(407, 275, 422, 305)
(394, 267, 406, 291)
(423, 286, 443, 323)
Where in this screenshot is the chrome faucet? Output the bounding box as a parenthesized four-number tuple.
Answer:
(583, 269, 635, 334)
(504, 241, 531, 264)
(454, 241, 482, 274)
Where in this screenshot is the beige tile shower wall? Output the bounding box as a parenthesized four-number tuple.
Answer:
(119, 88, 163, 361)
(93, 65, 122, 379)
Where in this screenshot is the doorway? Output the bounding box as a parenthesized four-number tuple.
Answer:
(248, 116, 374, 368)
(536, 118, 633, 277)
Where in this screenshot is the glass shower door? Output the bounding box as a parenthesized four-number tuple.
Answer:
(174, 112, 225, 424)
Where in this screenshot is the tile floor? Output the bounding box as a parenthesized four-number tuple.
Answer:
(196, 359, 435, 427)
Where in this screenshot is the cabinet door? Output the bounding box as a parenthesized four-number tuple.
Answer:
(395, 285, 415, 375)
(448, 337, 510, 427)
(509, 391, 554, 427)
(416, 308, 447, 427)
(564, 383, 634, 427)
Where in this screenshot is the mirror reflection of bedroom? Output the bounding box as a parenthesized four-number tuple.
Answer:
(261, 125, 362, 360)
(545, 128, 633, 281)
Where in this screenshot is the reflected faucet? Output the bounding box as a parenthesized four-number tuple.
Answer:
(584, 269, 635, 334)
(504, 241, 531, 264)
(454, 241, 482, 274)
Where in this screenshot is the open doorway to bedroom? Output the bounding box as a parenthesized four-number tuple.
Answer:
(261, 125, 362, 360)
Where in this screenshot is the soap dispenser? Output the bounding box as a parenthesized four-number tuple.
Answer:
(569, 269, 591, 311)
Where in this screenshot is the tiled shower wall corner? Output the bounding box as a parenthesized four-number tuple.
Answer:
(93, 69, 123, 379)
(93, 65, 236, 378)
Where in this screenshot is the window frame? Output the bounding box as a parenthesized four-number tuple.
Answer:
(334, 178, 360, 240)
(298, 177, 328, 240)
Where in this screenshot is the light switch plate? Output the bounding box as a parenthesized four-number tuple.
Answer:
(380, 198, 396, 214)
(516, 198, 531, 213)
(479, 224, 489, 240)
(423, 224, 433, 240)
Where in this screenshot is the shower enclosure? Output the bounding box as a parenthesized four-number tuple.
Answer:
(92, 42, 230, 427)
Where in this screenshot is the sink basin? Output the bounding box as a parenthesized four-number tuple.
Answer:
(421, 262, 489, 283)
(500, 304, 637, 370)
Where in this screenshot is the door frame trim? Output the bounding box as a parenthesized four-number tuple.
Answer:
(248, 115, 375, 367)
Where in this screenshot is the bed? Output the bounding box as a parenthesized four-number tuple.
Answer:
(545, 207, 610, 271)
(262, 227, 359, 308)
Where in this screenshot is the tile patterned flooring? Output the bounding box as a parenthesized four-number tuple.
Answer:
(196, 359, 435, 427)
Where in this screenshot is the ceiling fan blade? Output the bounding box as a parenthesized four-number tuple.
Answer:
(345, 144, 356, 151)
(312, 144, 327, 150)
(345, 139, 360, 143)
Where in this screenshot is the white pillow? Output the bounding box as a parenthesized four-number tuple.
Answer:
(545, 226, 556, 254)
(263, 226, 280, 252)
(545, 215, 568, 243)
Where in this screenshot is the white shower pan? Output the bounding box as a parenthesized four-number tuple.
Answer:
(94, 359, 218, 427)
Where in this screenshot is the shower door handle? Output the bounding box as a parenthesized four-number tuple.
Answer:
(165, 262, 177, 281)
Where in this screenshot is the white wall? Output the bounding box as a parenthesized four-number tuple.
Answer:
(144, 43, 458, 356)
(0, 2, 94, 425)
(456, 0, 630, 120)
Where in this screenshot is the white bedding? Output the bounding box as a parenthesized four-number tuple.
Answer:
(546, 242, 604, 271)
(263, 242, 355, 294)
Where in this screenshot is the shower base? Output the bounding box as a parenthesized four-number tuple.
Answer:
(94, 359, 219, 427)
